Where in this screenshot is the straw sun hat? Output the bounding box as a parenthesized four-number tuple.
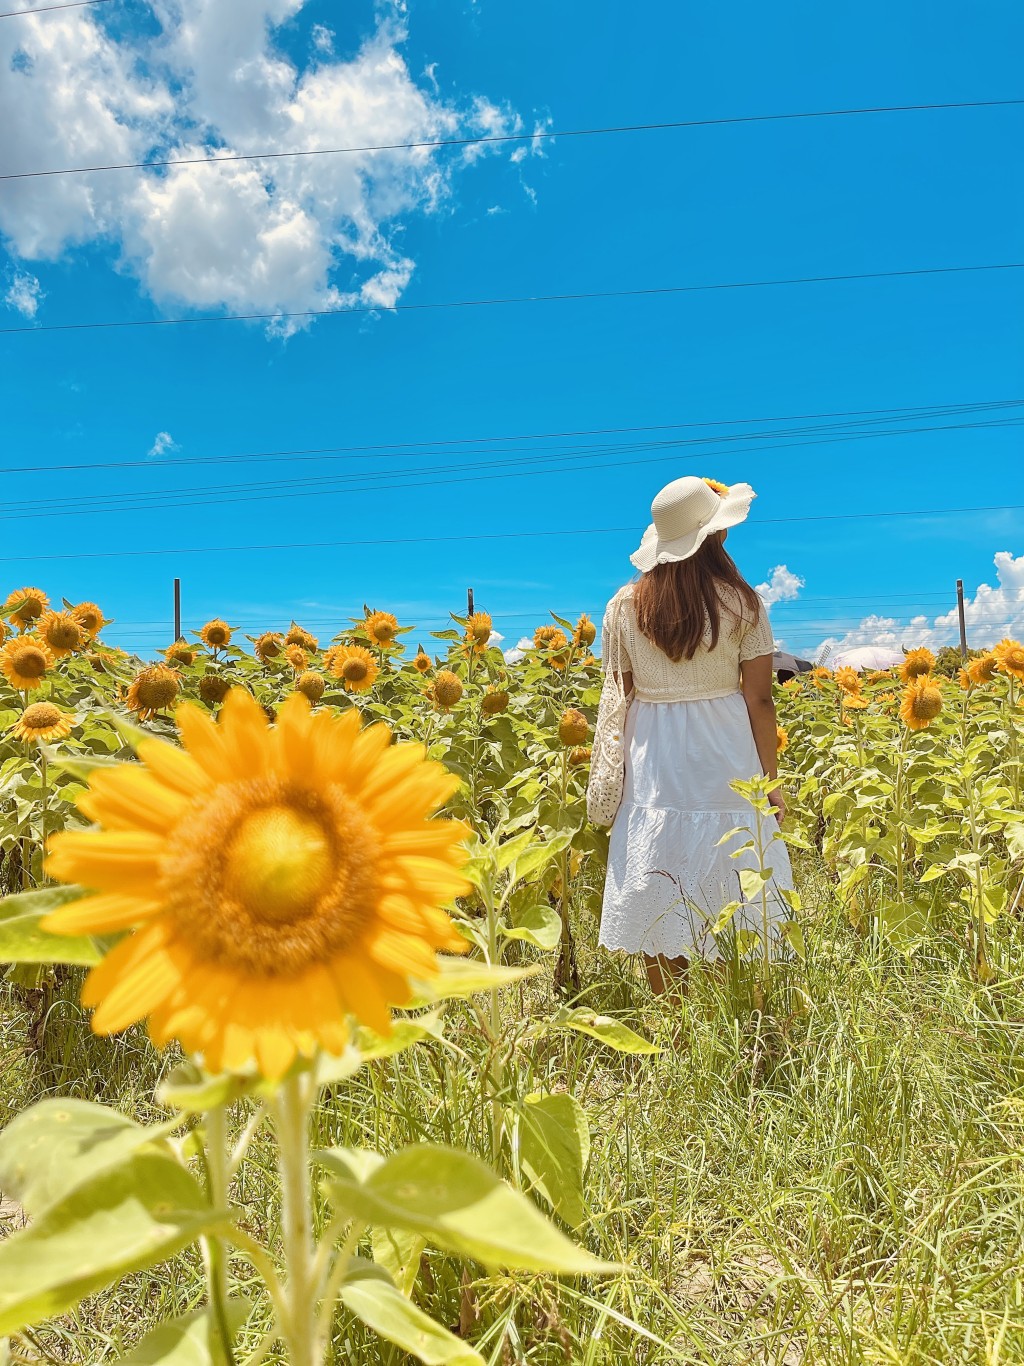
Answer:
(629, 476, 756, 573)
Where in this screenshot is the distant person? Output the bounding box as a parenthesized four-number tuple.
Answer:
(591, 476, 792, 994)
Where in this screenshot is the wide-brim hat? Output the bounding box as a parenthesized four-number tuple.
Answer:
(630, 477, 756, 573)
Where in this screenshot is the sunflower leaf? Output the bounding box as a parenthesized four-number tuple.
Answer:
(338, 1262, 484, 1366)
(541, 1007, 660, 1055)
(406, 957, 541, 1007)
(115, 1299, 251, 1364)
(0, 885, 101, 966)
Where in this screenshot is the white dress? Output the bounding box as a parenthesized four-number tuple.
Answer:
(598, 585, 794, 962)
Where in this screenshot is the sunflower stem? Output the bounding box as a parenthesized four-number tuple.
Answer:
(275, 1072, 318, 1366)
(203, 1103, 237, 1366)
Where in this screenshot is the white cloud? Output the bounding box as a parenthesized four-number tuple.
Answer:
(148, 430, 179, 457)
(487, 630, 504, 647)
(3, 269, 42, 318)
(756, 564, 804, 607)
(0, 2, 526, 331)
(503, 634, 533, 664)
(818, 550, 1024, 655)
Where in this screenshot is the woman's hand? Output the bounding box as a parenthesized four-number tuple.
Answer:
(768, 787, 786, 825)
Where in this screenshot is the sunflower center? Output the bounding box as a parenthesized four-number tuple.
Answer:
(226, 806, 332, 924)
(23, 701, 61, 728)
(14, 647, 47, 679)
(49, 622, 82, 650)
(912, 690, 942, 720)
(343, 658, 368, 682)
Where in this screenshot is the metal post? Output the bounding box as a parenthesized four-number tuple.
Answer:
(467, 587, 474, 617)
(956, 579, 968, 658)
(174, 577, 181, 641)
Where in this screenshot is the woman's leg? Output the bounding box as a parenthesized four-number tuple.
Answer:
(644, 953, 688, 995)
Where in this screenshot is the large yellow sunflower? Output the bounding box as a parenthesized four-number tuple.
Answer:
(4, 587, 49, 631)
(286, 623, 319, 653)
(72, 602, 106, 638)
(364, 611, 399, 646)
(9, 701, 73, 744)
(254, 632, 284, 663)
(898, 647, 936, 683)
(899, 677, 943, 730)
(834, 666, 861, 696)
(43, 690, 470, 1078)
(331, 645, 379, 693)
(37, 610, 86, 658)
(966, 653, 999, 686)
(127, 666, 180, 721)
(994, 638, 1024, 681)
(412, 647, 432, 674)
(165, 642, 197, 668)
(0, 636, 54, 691)
(463, 612, 492, 655)
(200, 620, 233, 650)
(285, 644, 308, 673)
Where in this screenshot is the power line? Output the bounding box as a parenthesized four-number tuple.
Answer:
(4, 262, 1022, 337)
(2, 503, 1019, 564)
(0, 0, 113, 14)
(7, 397, 1020, 477)
(3, 98, 1021, 181)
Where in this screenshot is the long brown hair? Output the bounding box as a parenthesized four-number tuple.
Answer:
(632, 534, 761, 662)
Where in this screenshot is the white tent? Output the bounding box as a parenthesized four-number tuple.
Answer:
(829, 645, 906, 671)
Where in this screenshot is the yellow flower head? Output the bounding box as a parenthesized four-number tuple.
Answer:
(10, 701, 73, 745)
(842, 694, 870, 711)
(865, 670, 894, 685)
(254, 632, 284, 663)
(782, 677, 801, 690)
(0, 636, 54, 692)
(481, 687, 509, 716)
(286, 623, 319, 653)
(412, 647, 432, 674)
(958, 668, 972, 691)
(465, 612, 492, 646)
(5, 587, 49, 632)
(834, 666, 862, 696)
(558, 708, 589, 747)
(899, 677, 943, 731)
(364, 610, 399, 646)
(43, 689, 471, 1079)
(72, 602, 106, 638)
(965, 653, 999, 686)
(776, 725, 789, 752)
(994, 638, 1024, 681)
(898, 647, 936, 683)
(809, 667, 833, 688)
(36, 609, 85, 659)
(568, 746, 591, 767)
(702, 478, 730, 496)
(432, 670, 463, 711)
(285, 644, 308, 673)
(165, 642, 196, 668)
(127, 665, 180, 721)
(573, 613, 597, 648)
(200, 619, 233, 650)
(332, 645, 379, 693)
(199, 674, 231, 705)
(295, 670, 325, 704)
(533, 624, 563, 650)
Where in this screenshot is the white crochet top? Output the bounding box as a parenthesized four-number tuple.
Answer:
(601, 583, 773, 702)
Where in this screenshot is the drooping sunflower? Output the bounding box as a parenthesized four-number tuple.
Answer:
(481, 687, 509, 716)
(331, 645, 379, 694)
(36, 610, 85, 659)
(533, 624, 562, 650)
(412, 647, 432, 674)
(4, 587, 49, 631)
(43, 689, 471, 1079)
(808, 667, 833, 688)
(0, 636, 54, 691)
(898, 647, 936, 683)
(364, 611, 399, 647)
(9, 701, 74, 745)
(286, 623, 319, 653)
(702, 478, 730, 496)
(776, 725, 789, 753)
(199, 674, 231, 705)
(200, 620, 233, 650)
(72, 602, 106, 638)
(285, 644, 308, 673)
(165, 642, 196, 668)
(568, 746, 591, 767)
(899, 677, 943, 730)
(254, 632, 284, 664)
(834, 666, 862, 696)
(127, 666, 180, 721)
(558, 708, 589, 747)
(966, 653, 999, 686)
(994, 638, 1024, 681)
(465, 612, 492, 647)
(864, 670, 894, 685)
(295, 670, 325, 704)
(432, 671, 463, 711)
(842, 694, 870, 711)
(573, 613, 597, 648)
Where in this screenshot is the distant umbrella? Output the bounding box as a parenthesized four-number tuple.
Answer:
(829, 645, 905, 671)
(773, 651, 814, 681)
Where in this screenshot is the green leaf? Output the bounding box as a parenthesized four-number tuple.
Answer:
(355, 1011, 446, 1061)
(738, 867, 772, 901)
(714, 826, 751, 848)
(546, 1008, 660, 1055)
(711, 899, 743, 934)
(115, 1300, 251, 1364)
(0, 885, 101, 966)
(371, 1226, 427, 1297)
(499, 903, 561, 951)
(493, 827, 536, 874)
(513, 830, 575, 884)
(407, 957, 540, 1006)
(339, 1263, 483, 1365)
(157, 1064, 275, 1114)
(321, 1144, 616, 1273)
(0, 1153, 232, 1337)
(517, 1093, 590, 1227)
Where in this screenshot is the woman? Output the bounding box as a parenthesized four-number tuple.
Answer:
(598, 475, 793, 993)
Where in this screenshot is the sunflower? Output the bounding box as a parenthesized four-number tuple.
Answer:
(776, 725, 789, 753)
(481, 687, 509, 716)
(295, 671, 325, 704)
(834, 666, 862, 696)
(898, 647, 936, 683)
(285, 645, 308, 673)
(0, 636, 54, 691)
(72, 602, 106, 638)
(864, 670, 894, 685)
(809, 667, 832, 688)
(331, 645, 379, 694)
(5, 587, 49, 631)
(364, 611, 399, 647)
(200, 620, 233, 650)
(994, 638, 1024, 681)
(199, 674, 231, 705)
(702, 478, 730, 496)
(432, 671, 463, 711)
(573, 614, 597, 648)
(9, 701, 73, 745)
(558, 708, 589, 747)
(966, 653, 999, 686)
(958, 668, 973, 691)
(43, 689, 470, 1079)
(465, 612, 492, 647)
(781, 677, 801, 690)
(165, 642, 196, 668)
(533, 625, 562, 650)
(899, 677, 943, 731)
(286, 623, 319, 653)
(568, 746, 591, 767)
(254, 632, 284, 664)
(127, 666, 180, 721)
(34, 609, 84, 659)
(842, 694, 870, 711)
(412, 647, 432, 674)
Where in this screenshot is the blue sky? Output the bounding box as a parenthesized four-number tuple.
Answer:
(1, 0, 1022, 660)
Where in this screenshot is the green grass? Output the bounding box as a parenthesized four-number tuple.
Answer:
(4, 869, 1024, 1364)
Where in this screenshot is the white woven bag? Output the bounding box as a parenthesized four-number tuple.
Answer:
(586, 593, 632, 827)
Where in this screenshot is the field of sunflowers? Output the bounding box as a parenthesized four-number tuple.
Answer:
(2, 583, 1024, 1366)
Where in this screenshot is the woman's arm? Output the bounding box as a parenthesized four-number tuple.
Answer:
(740, 653, 784, 822)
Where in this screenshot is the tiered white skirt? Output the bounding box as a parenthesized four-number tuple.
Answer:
(599, 693, 794, 961)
